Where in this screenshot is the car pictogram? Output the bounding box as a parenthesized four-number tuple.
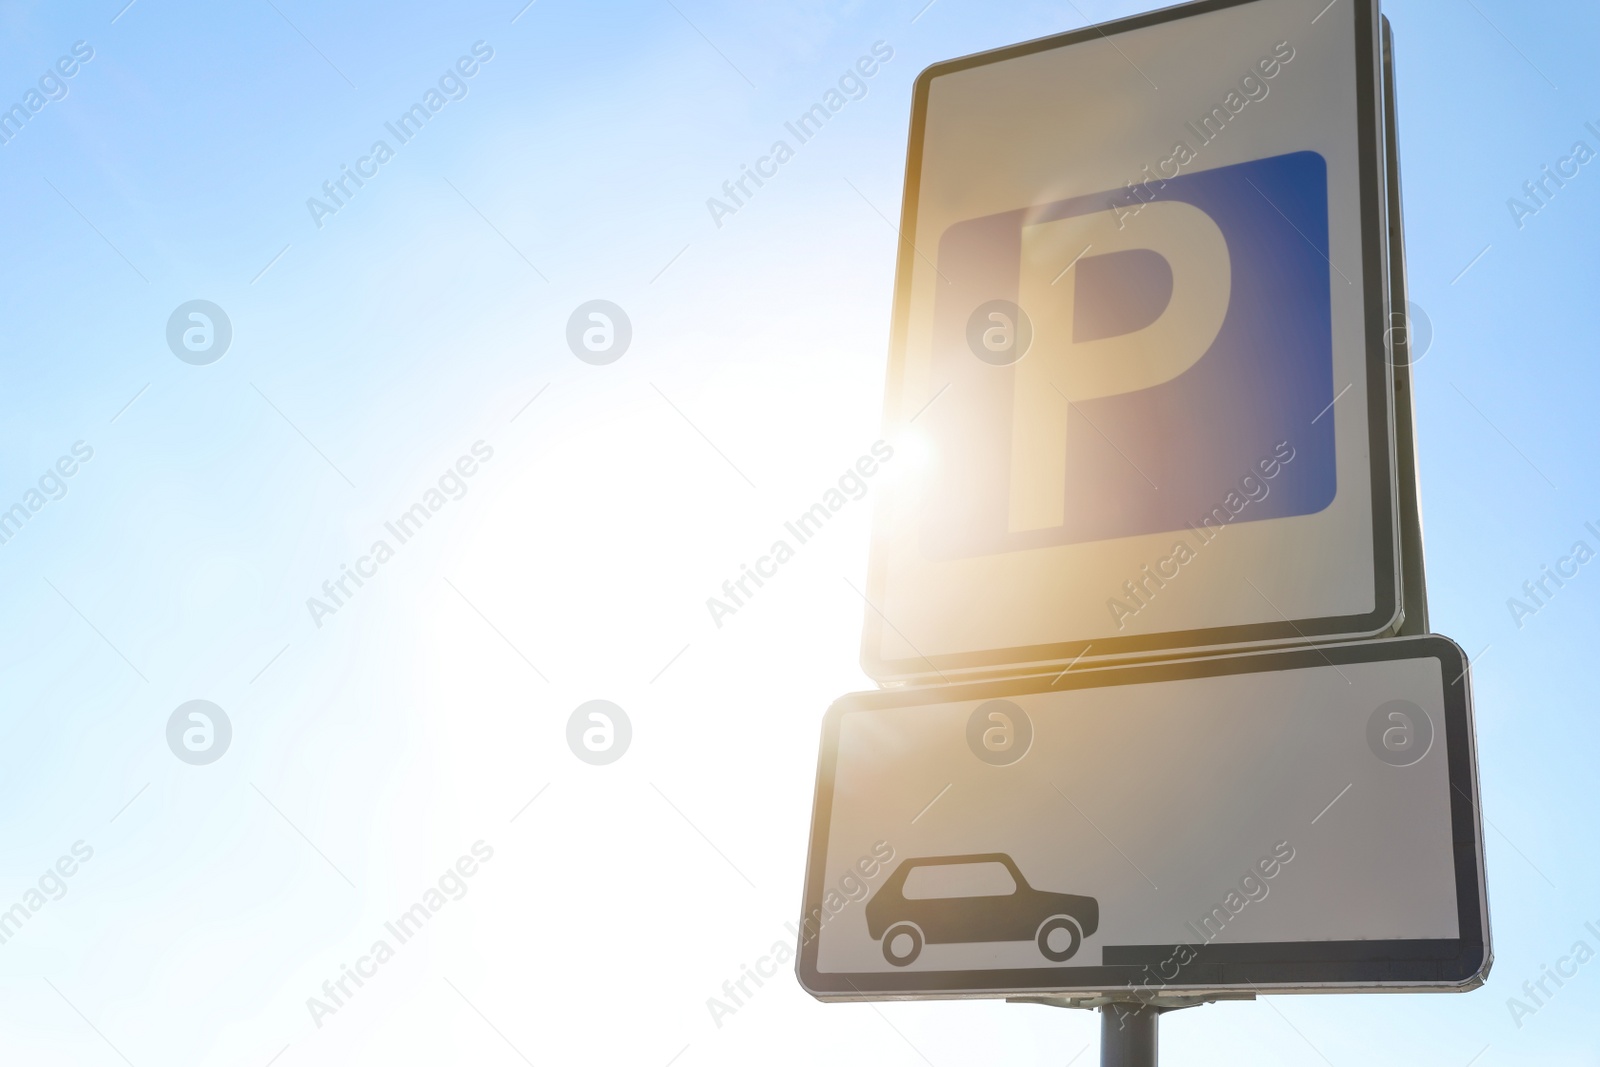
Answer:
(865, 853, 1099, 966)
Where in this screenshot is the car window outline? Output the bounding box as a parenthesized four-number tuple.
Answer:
(899, 859, 1018, 900)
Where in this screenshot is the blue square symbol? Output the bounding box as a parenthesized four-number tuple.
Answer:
(922, 151, 1337, 557)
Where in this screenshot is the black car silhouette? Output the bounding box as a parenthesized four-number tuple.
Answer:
(865, 854, 1098, 966)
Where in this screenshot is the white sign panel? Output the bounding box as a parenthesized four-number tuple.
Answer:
(798, 636, 1489, 998)
(865, 0, 1402, 680)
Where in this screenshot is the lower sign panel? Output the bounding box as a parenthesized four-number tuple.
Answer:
(797, 636, 1489, 999)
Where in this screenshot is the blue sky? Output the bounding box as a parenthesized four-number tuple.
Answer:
(0, 0, 1597, 1064)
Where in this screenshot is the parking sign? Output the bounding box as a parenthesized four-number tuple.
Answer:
(865, 0, 1403, 680)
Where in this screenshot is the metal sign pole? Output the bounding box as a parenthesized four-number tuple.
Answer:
(1011, 994, 1245, 1066)
(1100, 1003, 1159, 1067)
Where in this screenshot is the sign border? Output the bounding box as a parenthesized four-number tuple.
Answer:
(862, 0, 1403, 682)
(799, 635, 1490, 999)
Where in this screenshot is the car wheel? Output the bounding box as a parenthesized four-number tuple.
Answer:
(1036, 916, 1083, 962)
(882, 922, 924, 966)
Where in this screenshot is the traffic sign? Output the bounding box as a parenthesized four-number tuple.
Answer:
(864, 0, 1407, 681)
(798, 636, 1489, 999)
